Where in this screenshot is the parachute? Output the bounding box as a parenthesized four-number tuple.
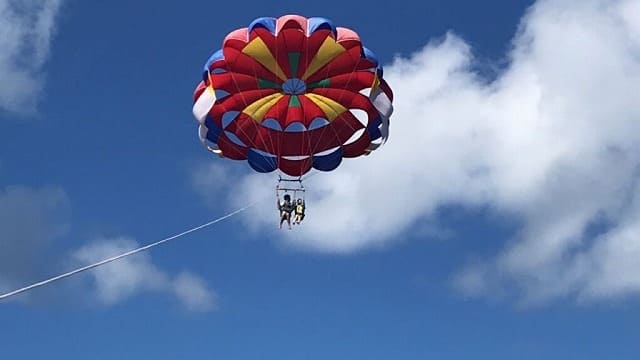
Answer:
(192, 15, 394, 176)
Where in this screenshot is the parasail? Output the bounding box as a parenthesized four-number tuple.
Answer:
(192, 15, 394, 177)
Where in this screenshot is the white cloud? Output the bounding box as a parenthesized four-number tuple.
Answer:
(0, 186, 216, 311)
(193, 0, 640, 304)
(173, 272, 218, 312)
(0, 185, 70, 296)
(0, 0, 62, 114)
(73, 237, 217, 312)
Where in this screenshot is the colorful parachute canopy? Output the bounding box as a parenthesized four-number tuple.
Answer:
(192, 15, 394, 176)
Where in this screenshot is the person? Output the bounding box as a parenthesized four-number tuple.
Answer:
(293, 198, 305, 225)
(277, 194, 295, 229)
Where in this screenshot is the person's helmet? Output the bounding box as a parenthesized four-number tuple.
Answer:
(297, 199, 302, 204)
(284, 194, 291, 201)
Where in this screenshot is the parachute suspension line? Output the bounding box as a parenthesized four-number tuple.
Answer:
(306, 44, 363, 161)
(302, 34, 322, 160)
(331, 51, 363, 146)
(307, 58, 334, 158)
(225, 56, 264, 167)
(272, 35, 283, 177)
(0, 202, 260, 301)
(297, 35, 309, 178)
(259, 77, 278, 175)
(300, 96, 313, 178)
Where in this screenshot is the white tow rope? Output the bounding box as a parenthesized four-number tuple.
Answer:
(0, 203, 257, 301)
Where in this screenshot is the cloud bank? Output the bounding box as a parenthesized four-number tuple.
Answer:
(0, 186, 216, 312)
(73, 238, 218, 312)
(0, 186, 217, 312)
(0, 185, 70, 296)
(0, 0, 62, 114)
(194, 0, 640, 305)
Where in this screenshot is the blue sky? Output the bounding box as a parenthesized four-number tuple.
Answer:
(2, 0, 640, 358)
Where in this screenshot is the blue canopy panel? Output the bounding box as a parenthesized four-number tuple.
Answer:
(204, 115, 222, 143)
(248, 17, 277, 35)
(307, 17, 336, 37)
(312, 147, 343, 171)
(203, 49, 224, 80)
(367, 116, 383, 141)
(362, 46, 383, 76)
(248, 149, 278, 173)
